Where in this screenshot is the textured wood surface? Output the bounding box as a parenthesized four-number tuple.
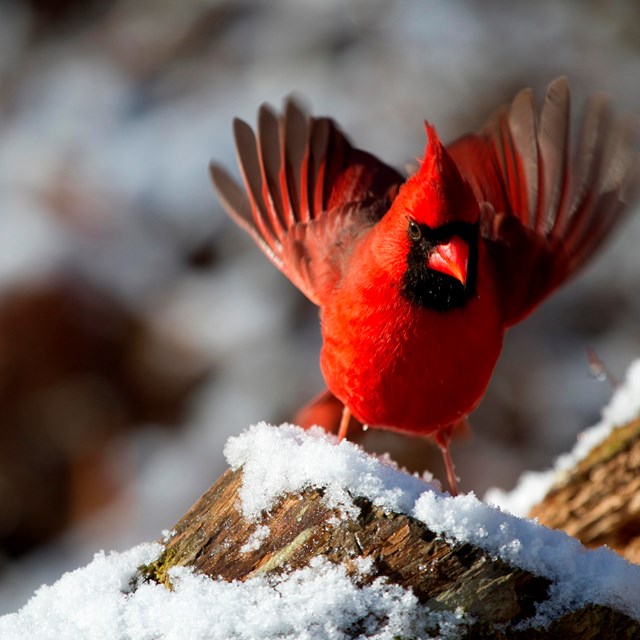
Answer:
(530, 418, 640, 563)
(140, 454, 640, 638)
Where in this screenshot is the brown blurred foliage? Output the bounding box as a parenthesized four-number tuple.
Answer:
(0, 278, 210, 560)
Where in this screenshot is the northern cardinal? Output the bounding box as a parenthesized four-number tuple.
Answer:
(210, 77, 638, 494)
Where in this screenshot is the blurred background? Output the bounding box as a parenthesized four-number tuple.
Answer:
(0, 0, 639, 613)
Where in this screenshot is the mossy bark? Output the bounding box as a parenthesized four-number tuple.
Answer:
(530, 418, 640, 563)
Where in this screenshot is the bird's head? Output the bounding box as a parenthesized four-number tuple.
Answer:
(390, 124, 480, 312)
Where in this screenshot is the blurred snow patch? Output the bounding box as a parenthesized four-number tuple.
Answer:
(600, 359, 640, 427)
(486, 358, 640, 516)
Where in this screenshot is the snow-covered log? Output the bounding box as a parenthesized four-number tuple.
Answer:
(137, 422, 640, 638)
(3, 421, 640, 639)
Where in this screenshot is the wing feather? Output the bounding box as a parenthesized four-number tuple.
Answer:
(210, 164, 282, 267)
(211, 98, 404, 305)
(447, 77, 639, 325)
(257, 105, 286, 234)
(509, 88, 539, 227)
(233, 118, 281, 254)
(537, 77, 569, 235)
(281, 100, 307, 224)
(308, 118, 331, 219)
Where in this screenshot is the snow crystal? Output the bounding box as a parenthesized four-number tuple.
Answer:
(0, 545, 468, 640)
(487, 358, 640, 516)
(161, 530, 176, 542)
(240, 525, 271, 553)
(0, 543, 163, 640)
(224, 422, 437, 520)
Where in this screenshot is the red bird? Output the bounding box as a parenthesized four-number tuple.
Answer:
(210, 78, 638, 494)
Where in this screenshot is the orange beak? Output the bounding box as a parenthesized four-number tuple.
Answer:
(427, 235, 469, 284)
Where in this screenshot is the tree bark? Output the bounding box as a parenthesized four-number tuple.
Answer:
(530, 417, 640, 563)
(139, 422, 640, 639)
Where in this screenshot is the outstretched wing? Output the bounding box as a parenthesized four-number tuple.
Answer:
(210, 99, 404, 305)
(447, 76, 640, 326)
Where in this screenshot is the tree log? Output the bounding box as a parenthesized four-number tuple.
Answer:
(530, 418, 640, 563)
(140, 432, 640, 639)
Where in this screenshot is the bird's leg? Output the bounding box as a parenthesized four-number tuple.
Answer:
(435, 423, 459, 496)
(337, 405, 351, 441)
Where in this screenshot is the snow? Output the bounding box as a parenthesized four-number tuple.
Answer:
(487, 358, 640, 516)
(0, 544, 467, 640)
(0, 543, 163, 640)
(3, 420, 640, 637)
(224, 423, 437, 520)
(600, 359, 640, 427)
(240, 525, 271, 553)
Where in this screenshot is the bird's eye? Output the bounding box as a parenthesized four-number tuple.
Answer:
(407, 220, 421, 241)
